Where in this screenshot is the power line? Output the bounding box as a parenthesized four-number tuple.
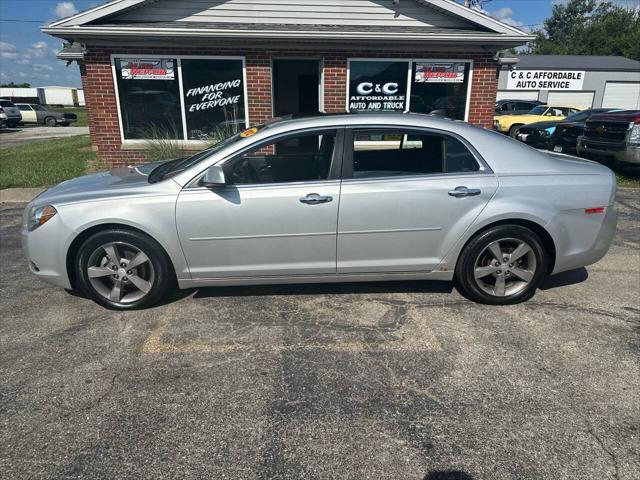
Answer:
(0, 19, 46, 23)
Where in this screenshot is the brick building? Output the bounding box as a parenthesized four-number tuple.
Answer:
(43, 0, 532, 166)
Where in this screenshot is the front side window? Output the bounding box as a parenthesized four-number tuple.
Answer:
(224, 131, 337, 185)
(32, 105, 47, 112)
(351, 129, 479, 179)
(517, 102, 535, 111)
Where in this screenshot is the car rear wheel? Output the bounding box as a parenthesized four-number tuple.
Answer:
(455, 225, 547, 305)
(75, 229, 174, 310)
(44, 116, 57, 127)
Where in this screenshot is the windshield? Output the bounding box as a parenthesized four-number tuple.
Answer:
(528, 106, 547, 115)
(564, 110, 592, 122)
(148, 125, 265, 183)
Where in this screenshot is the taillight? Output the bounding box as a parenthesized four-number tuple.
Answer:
(585, 207, 605, 214)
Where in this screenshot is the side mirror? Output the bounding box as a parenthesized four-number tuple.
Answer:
(202, 165, 226, 187)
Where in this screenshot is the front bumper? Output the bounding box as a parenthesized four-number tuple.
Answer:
(21, 208, 73, 289)
(516, 131, 549, 149)
(493, 121, 508, 133)
(577, 138, 640, 165)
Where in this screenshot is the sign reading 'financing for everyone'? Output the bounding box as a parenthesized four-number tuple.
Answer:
(507, 70, 586, 90)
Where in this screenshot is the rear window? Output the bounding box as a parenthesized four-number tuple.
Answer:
(0, 100, 16, 107)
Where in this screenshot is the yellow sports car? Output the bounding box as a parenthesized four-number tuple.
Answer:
(494, 105, 584, 137)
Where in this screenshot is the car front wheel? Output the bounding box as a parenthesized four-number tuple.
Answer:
(75, 229, 175, 310)
(44, 117, 57, 127)
(455, 225, 547, 305)
(509, 125, 522, 138)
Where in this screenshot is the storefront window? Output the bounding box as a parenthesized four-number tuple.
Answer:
(348, 60, 409, 112)
(409, 61, 471, 120)
(114, 58, 183, 140)
(113, 56, 247, 142)
(181, 58, 246, 141)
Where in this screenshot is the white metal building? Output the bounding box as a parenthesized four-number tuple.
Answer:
(497, 55, 640, 109)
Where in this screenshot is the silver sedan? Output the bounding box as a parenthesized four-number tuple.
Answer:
(22, 113, 617, 309)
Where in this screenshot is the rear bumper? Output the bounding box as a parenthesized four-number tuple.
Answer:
(577, 138, 640, 165)
(547, 205, 617, 275)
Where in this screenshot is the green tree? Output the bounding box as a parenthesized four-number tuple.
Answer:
(0, 82, 32, 88)
(529, 0, 640, 61)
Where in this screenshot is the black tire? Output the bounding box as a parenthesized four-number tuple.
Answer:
(509, 124, 522, 138)
(44, 117, 57, 127)
(455, 225, 547, 305)
(75, 229, 175, 310)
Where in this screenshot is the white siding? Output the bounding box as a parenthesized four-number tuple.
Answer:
(496, 90, 539, 101)
(602, 82, 640, 110)
(42, 88, 76, 106)
(547, 91, 594, 109)
(117, 0, 472, 28)
(0, 87, 39, 98)
(77, 89, 86, 106)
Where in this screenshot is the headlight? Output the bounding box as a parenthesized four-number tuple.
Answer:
(28, 205, 57, 231)
(628, 123, 640, 146)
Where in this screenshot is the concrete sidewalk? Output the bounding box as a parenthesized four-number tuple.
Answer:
(0, 188, 44, 204)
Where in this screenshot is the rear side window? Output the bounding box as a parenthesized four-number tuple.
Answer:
(17, 104, 32, 111)
(351, 130, 479, 179)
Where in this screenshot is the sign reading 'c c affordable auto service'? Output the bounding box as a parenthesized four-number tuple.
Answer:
(507, 70, 586, 90)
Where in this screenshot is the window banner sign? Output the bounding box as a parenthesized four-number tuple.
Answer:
(414, 62, 465, 83)
(119, 58, 175, 80)
(506, 70, 586, 90)
(348, 60, 409, 112)
(180, 58, 246, 140)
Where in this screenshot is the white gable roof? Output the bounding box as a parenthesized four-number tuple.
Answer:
(45, 0, 532, 44)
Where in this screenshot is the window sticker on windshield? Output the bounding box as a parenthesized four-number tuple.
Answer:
(240, 127, 258, 138)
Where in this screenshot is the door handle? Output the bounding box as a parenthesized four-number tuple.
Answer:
(300, 193, 333, 205)
(448, 186, 481, 198)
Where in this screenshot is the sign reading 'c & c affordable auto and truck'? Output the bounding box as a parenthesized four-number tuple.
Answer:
(507, 70, 586, 90)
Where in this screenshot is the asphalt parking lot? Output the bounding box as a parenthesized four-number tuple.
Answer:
(0, 125, 89, 148)
(1, 190, 638, 480)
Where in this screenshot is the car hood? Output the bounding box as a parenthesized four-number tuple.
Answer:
(33, 160, 176, 206)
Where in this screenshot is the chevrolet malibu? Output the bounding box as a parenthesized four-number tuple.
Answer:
(22, 114, 617, 310)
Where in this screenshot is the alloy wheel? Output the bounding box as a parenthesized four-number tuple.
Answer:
(86, 242, 155, 304)
(473, 238, 537, 297)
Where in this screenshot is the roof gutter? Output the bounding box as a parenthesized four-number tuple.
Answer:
(42, 26, 535, 44)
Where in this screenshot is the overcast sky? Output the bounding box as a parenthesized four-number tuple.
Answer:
(0, 0, 634, 88)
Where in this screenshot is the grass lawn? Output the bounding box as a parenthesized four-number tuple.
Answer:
(615, 171, 640, 189)
(0, 135, 95, 189)
(48, 106, 88, 127)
